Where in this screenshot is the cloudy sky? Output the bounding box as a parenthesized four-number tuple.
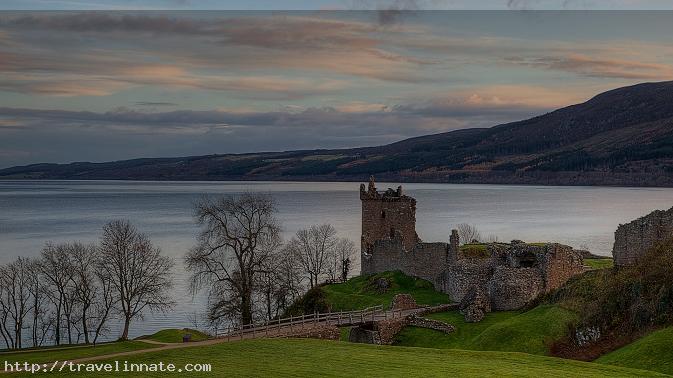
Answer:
(1, 1, 673, 168)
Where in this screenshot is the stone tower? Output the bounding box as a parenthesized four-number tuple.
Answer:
(360, 176, 419, 254)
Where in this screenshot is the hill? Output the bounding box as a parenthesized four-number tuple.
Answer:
(596, 326, 673, 375)
(3, 81, 673, 186)
(394, 305, 577, 355)
(283, 271, 450, 316)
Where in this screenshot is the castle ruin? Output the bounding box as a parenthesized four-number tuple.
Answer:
(360, 177, 584, 320)
(613, 206, 673, 266)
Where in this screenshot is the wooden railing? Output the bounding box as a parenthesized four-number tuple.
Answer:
(217, 305, 405, 340)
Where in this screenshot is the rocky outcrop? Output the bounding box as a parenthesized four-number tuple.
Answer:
(390, 293, 418, 310)
(613, 206, 673, 266)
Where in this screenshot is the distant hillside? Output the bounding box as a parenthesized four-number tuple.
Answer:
(4, 81, 673, 186)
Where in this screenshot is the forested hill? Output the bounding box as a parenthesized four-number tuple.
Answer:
(3, 81, 673, 186)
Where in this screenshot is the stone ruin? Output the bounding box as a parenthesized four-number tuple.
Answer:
(612, 206, 673, 266)
(360, 177, 585, 321)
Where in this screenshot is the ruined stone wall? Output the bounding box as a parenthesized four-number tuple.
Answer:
(613, 206, 673, 266)
(362, 238, 449, 291)
(488, 266, 544, 310)
(538, 244, 584, 291)
(444, 258, 494, 303)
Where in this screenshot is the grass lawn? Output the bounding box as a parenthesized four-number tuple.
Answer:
(394, 305, 578, 355)
(584, 258, 614, 270)
(322, 271, 450, 311)
(23, 338, 665, 377)
(0, 341, 158, 366)
(140, 329, 210, 343)
(596, 326, 673, 375)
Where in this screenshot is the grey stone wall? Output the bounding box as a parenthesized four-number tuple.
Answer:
(488, 266, 544, 310)
(613, 206, 673, 266)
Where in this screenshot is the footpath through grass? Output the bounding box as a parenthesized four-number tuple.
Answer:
(0, 341, 158, 366)
(19, 338, 665, 377)
(322, 271, 450, 311)
(394, 305, 577, 355)
(596, 326, 673, 375)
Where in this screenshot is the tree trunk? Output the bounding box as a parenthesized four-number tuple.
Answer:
(120, 316, 131, 340)
(241, 291, 253, 325)
(82, 307, 89, 344)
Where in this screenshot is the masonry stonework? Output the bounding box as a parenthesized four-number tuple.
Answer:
(359, 177, 585, 320)
(613, 206, 673, 266)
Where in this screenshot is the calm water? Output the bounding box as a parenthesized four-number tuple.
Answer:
(1, 180, 673, 339)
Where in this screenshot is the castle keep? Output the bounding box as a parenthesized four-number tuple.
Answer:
(360, 177, 584, 319)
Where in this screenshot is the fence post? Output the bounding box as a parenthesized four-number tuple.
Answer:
(290, 315, 293, 333)
(360, 311, 364, 324)
(266, 321, 269, 337)
(349, 312, 353, 324)
(339, 310, 342, 326)
(314, 311, 317, 325)
(240, 325, 243, 340)
(227, 325, 230, 342)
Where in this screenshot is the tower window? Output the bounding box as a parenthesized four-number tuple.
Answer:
(381, 210, 386, 219)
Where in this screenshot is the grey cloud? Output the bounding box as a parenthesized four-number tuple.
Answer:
(134, 102, 179, 107)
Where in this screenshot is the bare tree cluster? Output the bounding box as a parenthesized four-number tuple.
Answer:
(186, 194, 355, 328)
(456, 223, 482, 244)
(0, 220, 174, 349)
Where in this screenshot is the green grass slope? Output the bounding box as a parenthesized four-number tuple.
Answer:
(395, 305, 577, 355)
(26, 339, 665, 377)
(0, 341, 157, 366)
(322, 271, 450, 311)
(140, 328, 210, 343)
(596, 326, 673, 375)
(584, 258, 614, 270)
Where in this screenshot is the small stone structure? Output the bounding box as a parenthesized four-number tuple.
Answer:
(613, 206, 673, 266)
(390, 294, 418, 310)
(360, 177, 585, 321)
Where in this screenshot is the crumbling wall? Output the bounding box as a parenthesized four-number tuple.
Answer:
(537, 244, 584, 291)
(488, 266, 544, 310)
(613, 207, 673, 266)
(362, 238, 449, 291)
(445, 258, 493, 303)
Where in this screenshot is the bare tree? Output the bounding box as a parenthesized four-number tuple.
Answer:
(288, 224, 338, 288)
(336, 238, 356, 282)
(99, 220, 174, 340)
(288, 224, 354, 287)
(26, 258, 51, 348)
(186, 193, 282, 326)
(40, 243, 75, 345)
(456, 223, 482, 244)
(0, 257, 33, 349)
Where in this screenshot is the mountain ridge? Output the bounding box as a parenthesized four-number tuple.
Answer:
(3, 81, 673, 187)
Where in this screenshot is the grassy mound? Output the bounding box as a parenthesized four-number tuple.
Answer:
(141, 328, 210, 343)
(584, 258, 614, 270)
(285, 271, 450, 315)
(394, 305, 577, 355)
(38, 339, 664, 377)
(596, 326, 673, 375)
(322, 271, 450, 311)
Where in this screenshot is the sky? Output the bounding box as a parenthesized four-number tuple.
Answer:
(1, 2, 673, 167)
